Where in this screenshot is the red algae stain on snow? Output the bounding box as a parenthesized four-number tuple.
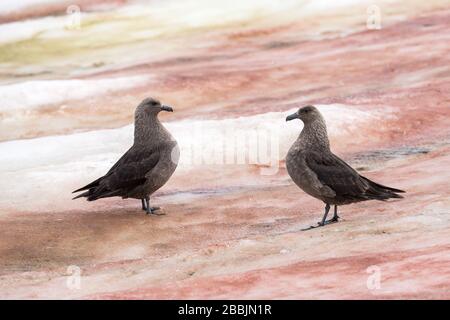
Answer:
(83, 149, 450, 300)
(1, 2, 450, 299)
(3, 8, 450, 141)
(1, 148, 449, 299)
(92, 245, 450, 300)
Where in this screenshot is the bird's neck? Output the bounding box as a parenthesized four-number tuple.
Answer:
(298, 119, 330, 150)
(133, 112, 167, 145)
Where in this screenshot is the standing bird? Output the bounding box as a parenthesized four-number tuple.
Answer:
(73, 98, 179, 215)
(285, 105, 404, 229)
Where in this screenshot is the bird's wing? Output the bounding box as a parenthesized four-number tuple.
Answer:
(75, 144, 162, 200)
(72, 146, 140, 194)
(102, 144, 161, 191)
(305, 150, 369, 201)
(106, 145, 143, 175)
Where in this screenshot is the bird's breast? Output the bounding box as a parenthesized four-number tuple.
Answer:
(286, 146, 315, 191)
(286, 145, 304, 178)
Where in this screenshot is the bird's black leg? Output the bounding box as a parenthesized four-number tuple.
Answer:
(144, 197, 151, 214)
(141, 199, 147, 211)
(319, 203, 331, 226)
(323, 205, 340, 225)
(332, 205, 340, 222)
(301, 204, 331, 231)
(144, 197, 164, 215)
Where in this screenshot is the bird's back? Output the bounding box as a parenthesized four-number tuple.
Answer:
(287, 141, 404, 205)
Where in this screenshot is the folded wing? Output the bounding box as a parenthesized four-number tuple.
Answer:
(73, 144, 161, 201)
(305, 150, 404, 203)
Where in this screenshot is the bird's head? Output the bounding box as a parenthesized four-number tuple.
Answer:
(286, 105, 320, 124)
(136, 97, 173, 117)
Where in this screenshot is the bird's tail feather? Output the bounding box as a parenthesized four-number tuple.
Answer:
(87, 189, 121, 201)
(365, 187, 403, 200)
(72, 177, 103, 193)
(361, 176, 405, 200)
(72, 190, 91, 200)
(72, 187, 121, 201)
(361, 176, 405, 194)
(72, 175, 122, 201)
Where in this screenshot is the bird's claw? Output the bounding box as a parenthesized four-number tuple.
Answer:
(146, 207, 165, 215)
(301, 217, 341, 231)
(329, 215, 340, 222)
(324, 216, 340, 224)
(150, 211, 166, 216)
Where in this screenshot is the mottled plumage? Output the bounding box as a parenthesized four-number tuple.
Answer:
(73, 98, 179, 214)
(285, 105, 404, 229)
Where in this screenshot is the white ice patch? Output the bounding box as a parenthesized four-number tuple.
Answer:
(169, 105, 365, 170)
(0, 104, 386, 213)
(118, 0, 300, 27)
(300, 0, 371, 12)
(0, 16, 66, 44)
(0, 0, 370, 44)
(0, 0, 62, 14)
(0, 76, 151, 113)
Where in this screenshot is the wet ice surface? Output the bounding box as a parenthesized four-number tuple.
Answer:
(0, 104, 386, 212)
(350, 146, 433, 171)
(0, 0, 449, 299)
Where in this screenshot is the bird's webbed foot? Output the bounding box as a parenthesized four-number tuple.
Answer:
(328, 215, 340, 223)
(146, 206, 165, 215)
(301, 219, 339, 231)
(301, 204, 341, 231)
(323, 217, 340, 225)
(317, 213, 340, 227)
(325, 205, 340, 223)
(301, 222, 325, 231)
(142, 198, 165, 215)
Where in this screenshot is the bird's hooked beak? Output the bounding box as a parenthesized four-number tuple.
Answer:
(161, 105, 173, 112)
(286, 112, 299, 121)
